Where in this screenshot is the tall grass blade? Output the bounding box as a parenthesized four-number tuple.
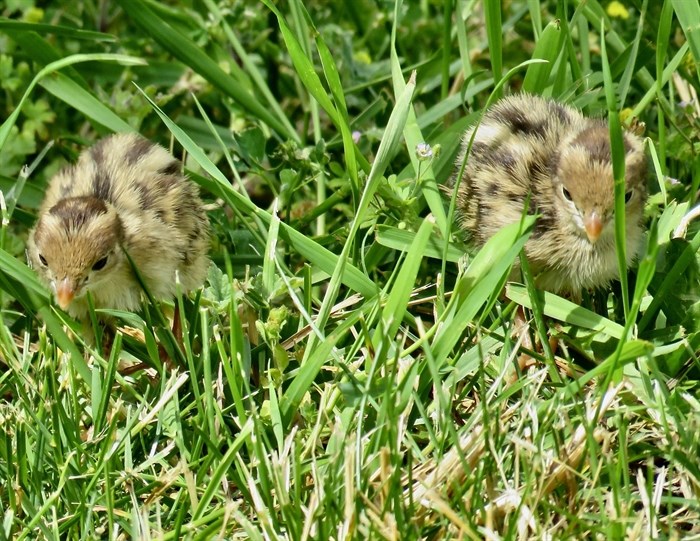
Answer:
(601, 22, 630, 320)
(484, 2, 503, 98)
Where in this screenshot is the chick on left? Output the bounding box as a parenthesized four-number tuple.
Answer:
(26, 133, 210, 321)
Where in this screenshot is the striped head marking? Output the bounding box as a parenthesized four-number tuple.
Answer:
(27, 196, 125, 309)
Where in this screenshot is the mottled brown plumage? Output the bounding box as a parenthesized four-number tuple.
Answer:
(453, 94, 647, 294)
(27, 133, 210, 319)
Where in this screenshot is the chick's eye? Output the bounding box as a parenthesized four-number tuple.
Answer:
(92, 257, 108, 271)
(561, 187, 573, 202)
(625, 189, 634, 203)
(38, 254, 47, 266)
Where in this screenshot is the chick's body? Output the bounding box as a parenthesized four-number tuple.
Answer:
(27, 133, 210, 319)
(454, 94, 647, 295)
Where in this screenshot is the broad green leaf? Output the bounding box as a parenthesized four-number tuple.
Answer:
(522, 19, 562, 93)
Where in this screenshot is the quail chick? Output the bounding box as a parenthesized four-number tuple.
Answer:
(26, 133, 210, 320)
(453, 94, 647, 295)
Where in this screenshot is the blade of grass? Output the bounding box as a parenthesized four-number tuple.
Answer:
(263, 0, 368, 190)
(260, 0, 339, 130)
(528, 0, 543, 37)
(580, 0, 674, 114)
(0, 53, 144, 152)
(484, 1, 503, 98)
(519, 251, 558, 381)
(601, 21, 630, 321)
(506, 284, 625, 339)
(375, 225, 464, 262)
(672, 0, 700, 78)
(288, 0, 321, 151)
(39, 74, 134, 133)
(566, 340, 654, 390)
(639, 227, 700, 332)
(0, 19, 114, 40)
(655, 0, 674, 168)
(6, 31, 90, 87)
(200, 0, 298, 144)
(262, 201, 281, 299)
(416, 78, 493, 129)
(279, 311, 361, 421)
(374, 216, 434, 346)
(117, 0, 297, 142)
(455, 0, 476, 86)
(0, 249, 51, 302)
(440, 0, 454, 99)
(617, 0, 646, 106)
(632, 41, 689, 117)
(311, 10, 360, 190)
(555, 3, 584, 98)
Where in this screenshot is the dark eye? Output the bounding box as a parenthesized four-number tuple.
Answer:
(562, 187, 573, 202)
(625, 189, 634, 203)
(38, 254, 48, 266)
(92, 257, 108, 271)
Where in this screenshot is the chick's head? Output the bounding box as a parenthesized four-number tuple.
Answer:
(552, 123, 646, 244)
(28, 196, 124, 310)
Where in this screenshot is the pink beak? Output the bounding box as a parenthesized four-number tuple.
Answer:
(584, 211, 603, 243)
(55, 277, 76, 309)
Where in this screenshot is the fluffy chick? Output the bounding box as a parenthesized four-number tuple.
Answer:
(27, 133, 210, 319)
(453, 94, 647, 295)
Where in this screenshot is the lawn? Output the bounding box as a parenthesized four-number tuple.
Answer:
(1, 0, 700, 538)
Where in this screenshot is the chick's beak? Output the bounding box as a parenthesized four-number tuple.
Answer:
(584, 211, 603, 243)
(55, 277, 76, 309)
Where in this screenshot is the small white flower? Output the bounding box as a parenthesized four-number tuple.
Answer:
(416, 142, 433, 160)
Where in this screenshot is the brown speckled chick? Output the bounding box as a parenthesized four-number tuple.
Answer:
(27, 133, 210, 319)
(453, 94, 647, 295)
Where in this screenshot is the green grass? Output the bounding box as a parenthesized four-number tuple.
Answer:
(1, 0, 700, 538)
